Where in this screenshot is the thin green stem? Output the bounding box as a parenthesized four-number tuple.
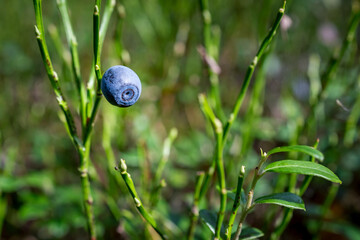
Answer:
(117, 159, 167, 240)
(187, 171, 205, 240)
(223, 1, 286, 142)
(198, 159, 215, 200)
(33, 1, 117, 239)
(214, 119, 226, 240)
(199, 0, 224, 120)
(306, 7, 360, 142)
(313, 183, 339, 240)
(344, 75, 360, 146)
(57, 0, 87, 128)
(320, 10, 360, 96)
(48, 24, 71, 71)
(33, 1, 78, 145)
(84, 0, 115, 144)
(234, 152, 268, 240)
(198, 94, 226, 239)
(150, 128, 178, 206)
(197, 94, 218, 200)
(226, 166, 245, 239)
(78, 144, 96, 240)
(87, 0, 116, 115)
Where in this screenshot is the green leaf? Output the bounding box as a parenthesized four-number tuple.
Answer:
(254, 192, 305, 210)
(231, 227, 264, 239)
(267, 145, 324, 161)
(263, 160, 341, 184)
(199, 209, 226, 237)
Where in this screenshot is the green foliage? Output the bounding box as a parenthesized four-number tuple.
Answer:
(254, 192, 305, 210)
(1, 0, 359, 239)
(263, 160, 342, 184)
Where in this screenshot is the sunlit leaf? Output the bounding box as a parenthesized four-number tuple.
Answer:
(263, 160, 341, 183)
(267, 145, 324, 161)
(255, 192, 305, 210)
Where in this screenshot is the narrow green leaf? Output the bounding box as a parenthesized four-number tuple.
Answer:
(254, 192, 305, 210)
(267, 145, 324, 161)
(231, 227, 264, 240)
(199, 209, 226, 237)
(263, 160, 341, 184)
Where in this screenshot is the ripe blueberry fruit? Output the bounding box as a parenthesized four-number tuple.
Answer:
(101, 65, 142, 107)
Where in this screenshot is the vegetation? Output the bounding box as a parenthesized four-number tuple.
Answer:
(1, 0, 359, 239)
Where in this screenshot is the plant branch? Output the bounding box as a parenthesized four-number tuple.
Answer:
(234, 151, 268, 240)
(187, 171, 205, 240)
(226, 166, 245, 239)
(223, 1, 286, 142)
(33, 0, 78, 148)
(117, 159, 168, 240)
(57, 0, 87, 128)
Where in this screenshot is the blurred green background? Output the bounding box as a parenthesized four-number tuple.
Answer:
(1, 0, 360, 239)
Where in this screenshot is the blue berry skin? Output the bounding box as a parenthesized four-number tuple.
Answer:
(101, 65, 142, 107)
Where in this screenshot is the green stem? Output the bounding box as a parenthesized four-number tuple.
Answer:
(33, 1, 78, 145)
(234, 152, 268, 240)
(84, 0, 115, 144)
(313, 183, 339, 240)
(150, 128, 178, 207)
(187, 171, 205, 240)
(87, 0, 116, 115)
(198, 94, 226, 239)
(226, 166, 245, 240)
(199, 0, 224, 120)
(57, 0, 87, 128)
(320, 10, 360, 96)
(79, 143, 97, 240)
(117, 159, 167, 240)
(214, 119, 226, 240)
(270, 208, 293, 240)
(223, 1, 286, 142)
(197, 94, 219, 200)
(344, 75, 360, 146)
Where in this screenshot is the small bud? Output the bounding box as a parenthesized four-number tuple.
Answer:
(94, 5, 99, 15)
(240, 165, 245, 176)
(169, 128, 178, 141)
(134, 197, 141, 207)
(160, 179, 167, 188)
(119, 158, 127, 173)
(198, 93, 205, 104)
(214, 118, 223, 134)
(34, 25, 41, 37)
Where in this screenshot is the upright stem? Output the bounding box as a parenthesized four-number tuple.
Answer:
(150, 128, 178, 207)
(223, 1, 286, 142)
(33, 1, 115, 239)
(33, 0, 78, 144)
(187, 171, 205, 240)
(78, 142, 96, 240)
(226, 166, 245, 239)
(320, 10, 360, 96)
(57, 0, 87, 128)
(198, 94, 226, 239)
(117, 159, 167, 240)
(214, 119, 226, 240)
(199, 0, 224, 120)
(234, 152, 268, 240)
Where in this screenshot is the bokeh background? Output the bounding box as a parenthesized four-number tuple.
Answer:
(1, 0, 360, 239)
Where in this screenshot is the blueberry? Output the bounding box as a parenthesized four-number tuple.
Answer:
(101, 65, 142, 107)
